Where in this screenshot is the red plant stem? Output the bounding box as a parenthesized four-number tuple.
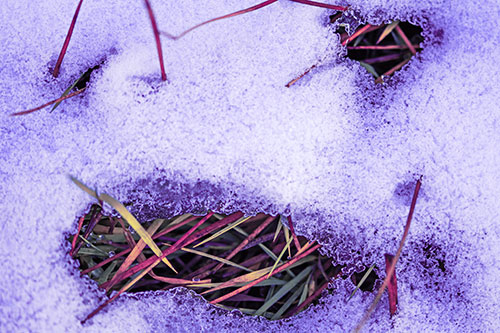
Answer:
(286, 64, 317, 88)
(374, 58, 410, 84)
(10, 88, 86, 116)
(70, 216, 85, 257)
(348, 45, 421, 50)
(342, 24, 373, 46)
(143, 0, 167, 81)
(355, 176, 422, 332)
(53, 0, 84, 77)
(210, 243, 321, 305)
(290, 0, 348, 11)
(395, 25, 416, 55)
(161, 0, 279, 40)
(385, 254, 398, 316)
(287, 216, 302, 251)
(99, 212, 243, 290)
(362, 53, 404, 64)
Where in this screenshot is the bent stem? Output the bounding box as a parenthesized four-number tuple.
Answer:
(354, 176, 422, 332)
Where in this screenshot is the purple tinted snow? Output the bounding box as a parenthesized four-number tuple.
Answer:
(0, 0, 499, 332)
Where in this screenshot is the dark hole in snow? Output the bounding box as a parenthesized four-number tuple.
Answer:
(334, 16, 424, 83)
(69, 204, 349, 321)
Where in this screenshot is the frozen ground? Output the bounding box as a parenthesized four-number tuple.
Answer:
(0, 0, 499, 332)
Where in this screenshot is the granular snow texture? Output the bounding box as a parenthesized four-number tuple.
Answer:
(0, 0, 499, 332)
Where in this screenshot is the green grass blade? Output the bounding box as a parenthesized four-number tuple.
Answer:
(254, 266, 313, 316)
(78, 235, 108, 256)
(193, 216, 250, 248)
(271, 280, 305, 320)
(97, 261, 118, 284)
(359, 62, 380, 78)
(51, 71, 87, 112)
(299, 272, 313, 305)
(348, 263, 376, 300)
(99, 193, 177, 273)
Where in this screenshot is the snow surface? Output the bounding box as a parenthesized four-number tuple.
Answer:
(1, 0, 499, 331)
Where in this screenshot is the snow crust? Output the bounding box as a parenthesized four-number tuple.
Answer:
(1, 0, 499, 331)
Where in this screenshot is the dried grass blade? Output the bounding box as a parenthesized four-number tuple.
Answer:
(70, 216, 85, 257)
(51, 71, 88, 112)
(99, 193, 177, 273)
(53, 0, 84, 77)
(376, 20, 399, 44)
(355, 176, 422, 332)
(273, 217, 283, 242)
(201, 267, 273, 295)
(177, 246, 253, 272)
(348, 263, 376, 300)
(211, 215, 276, 274)
(106, 219, 164, 289)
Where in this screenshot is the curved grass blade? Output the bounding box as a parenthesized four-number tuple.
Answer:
(99, 193, 177, 273)
(348, 263, 376, 300)
(11, 88, 85, 116)
(267, 236, 294, 278)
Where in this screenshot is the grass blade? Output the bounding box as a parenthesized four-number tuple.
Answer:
(51, 71, 89, 112)
(267, 236, 294, 278)
(271, 280, 305, 320)
(210, 243, 321, 305)
(254, 266, 313, 316)
(348, 263, 376, 300)
(193, 216, 250, 248)
(161, 0, 279, 40)
(376, 20, 399, 44)
(99, 193, 177, 273)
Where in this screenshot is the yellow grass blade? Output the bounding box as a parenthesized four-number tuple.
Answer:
(267, 236, 294, 278)
(70, 176, 98, 199)
(99, 193, 177, 274)
(178, 246, 253, 273)
(193, 216, 250, 248)
(273, 218, 283, 242)
(376, 20, 400, 44)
